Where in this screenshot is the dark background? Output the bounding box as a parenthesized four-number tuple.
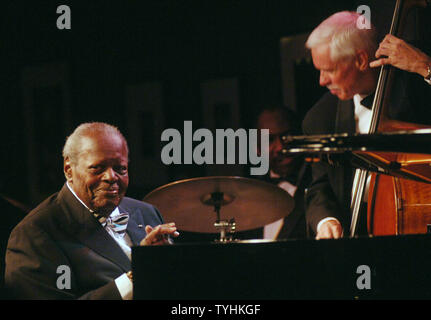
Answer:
(0, 0, 429, 213)
(0, 0, 354, 207)
(2, 0, 431, 298)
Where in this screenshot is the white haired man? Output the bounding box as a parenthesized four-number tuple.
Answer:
(5, 122, 179, 299)
(302, 11, 430, 240)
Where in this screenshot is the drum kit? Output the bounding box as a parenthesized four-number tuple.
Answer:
(144, 129, 431, 242)
(144, 176, 294, 242)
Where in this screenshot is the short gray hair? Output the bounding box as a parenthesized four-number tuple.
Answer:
(62, 122, 129, 164)
(306, 11, 377, 62)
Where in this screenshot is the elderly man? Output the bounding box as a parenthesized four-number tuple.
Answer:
(302, 11, 380, 240)
(5, 122, 178, 299)
(302, 11, 431, 240)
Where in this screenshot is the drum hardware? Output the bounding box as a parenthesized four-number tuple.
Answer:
(143, 176, 294, 242)
(202, 191, 236, 242)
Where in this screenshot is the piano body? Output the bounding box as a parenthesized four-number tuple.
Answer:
(132, 235, 431, 300)
(135, 132, 431, 300)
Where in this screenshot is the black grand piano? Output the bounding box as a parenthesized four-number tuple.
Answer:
(133, 131, 431, 300)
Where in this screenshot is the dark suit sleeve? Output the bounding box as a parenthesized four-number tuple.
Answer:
(302, 161, 345, 234)
(302, 93, 342, 235)
(5, 224, 121, 300)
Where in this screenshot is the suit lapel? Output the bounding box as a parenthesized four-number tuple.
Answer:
(76, 224, 131, 272)
(58, 185, 131, 272)
(335, 99, 355, 134)
(126, 219, 145, 246)
(119, 205, 147, 246)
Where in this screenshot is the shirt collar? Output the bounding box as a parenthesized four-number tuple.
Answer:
(354, 93, 374, 109)
(353, 93, 373, 114)
(353, 93, 368, 105)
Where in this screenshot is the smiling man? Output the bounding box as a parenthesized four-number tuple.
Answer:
(5, 122, 178, 299)
(63, 125, 130, 217)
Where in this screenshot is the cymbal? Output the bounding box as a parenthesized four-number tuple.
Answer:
(143, 176, 294, 233)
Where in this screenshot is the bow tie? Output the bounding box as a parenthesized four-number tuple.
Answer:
(360, 94, 374, 109)
(96, 212, 129, 236)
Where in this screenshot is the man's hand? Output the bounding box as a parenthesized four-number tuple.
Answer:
(316, 220, 343, 240)
(140, 222, 179, 246)
(370, 34, 431, 77)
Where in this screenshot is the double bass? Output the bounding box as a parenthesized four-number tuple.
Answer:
(281, 0, 431, 237)
(353, 0, 431, 236)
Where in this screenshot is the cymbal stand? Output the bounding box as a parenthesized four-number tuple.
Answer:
(210, 192, 236, 242)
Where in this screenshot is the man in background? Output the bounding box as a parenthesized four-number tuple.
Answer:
(257, 106, 310, 240)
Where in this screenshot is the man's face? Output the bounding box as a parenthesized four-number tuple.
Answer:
(65, 132, 129, 216)
(311, 44, 363, 100)
(258, 111, 302, 177)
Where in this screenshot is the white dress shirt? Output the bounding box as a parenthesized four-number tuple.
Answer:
(263, 171, 297, 239)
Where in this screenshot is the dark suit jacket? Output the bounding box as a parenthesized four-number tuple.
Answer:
(261, 165, 311, 240)
(302, 92, 355, 234)
(5, 184, 164, 300)
(302, 73, 431, 235)
(0, 196, 27, 299)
